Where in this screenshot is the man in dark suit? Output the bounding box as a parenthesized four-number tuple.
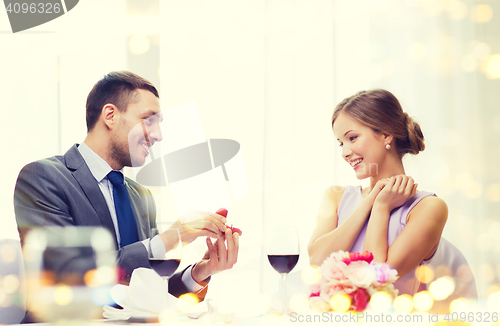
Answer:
(14, 71, 239, 321)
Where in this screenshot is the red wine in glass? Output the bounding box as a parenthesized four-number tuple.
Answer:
(149, 258, 181, 278)
(268, 254, 299, 274)
(266, 225, 300, 314)
(148, 228, 182, 283)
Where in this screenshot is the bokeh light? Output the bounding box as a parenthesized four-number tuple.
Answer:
(484, 54, 500, 79)
(54, 284, 73, 306)
(301, 265, 322, 285)
(1, 274, 19, 294)
(447, 0, 468, 20)
(487, 284, 500, 297)
(129, 35, 150, 55)
(477, 264, 495, 283)
(434, 265, 452, 278)
(329, 293, 351, 312)
(415, 265, 434, 284)
(370, 292, 392, 312)
(486, 184, 500, 202)
(178, 293, 199, 310)
(0, 244, 16, 263)
(429, 276, 455, 300)
(413, 291, 433, 312)
(472, 4, 493, 23)
(95, 266, 117, 286)
(84, 269, 97, 287)
(450, 298, 469, 312)
(473, 42, 491, 59)
(393, 294, 413, 314)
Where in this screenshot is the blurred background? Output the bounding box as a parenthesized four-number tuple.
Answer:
(1, 0, 500, 318)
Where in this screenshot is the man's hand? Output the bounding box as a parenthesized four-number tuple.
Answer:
(159, 210, 227, 251)
(191, 228, 240, 283)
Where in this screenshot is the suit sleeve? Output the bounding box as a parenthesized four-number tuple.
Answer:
(14, 161, 203, 298)
(14, 161, 77, 243)
(14, 161, 99, 283)
(168, 266, 208, 301)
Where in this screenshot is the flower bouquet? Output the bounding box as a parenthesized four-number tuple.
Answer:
(309, 251, 399, 312)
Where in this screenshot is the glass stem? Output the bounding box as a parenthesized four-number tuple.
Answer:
(282, 273, 287, 314)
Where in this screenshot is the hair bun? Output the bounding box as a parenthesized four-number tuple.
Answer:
(404, 113, 425, 155)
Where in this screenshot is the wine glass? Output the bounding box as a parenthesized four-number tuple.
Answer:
(23, 227, 116, 322)
(267, 225, 300, 314)
(148, 228, 182, 286)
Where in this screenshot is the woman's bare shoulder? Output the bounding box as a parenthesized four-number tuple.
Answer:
(408, 195, 448, 224)
(322, 185, 346, 204)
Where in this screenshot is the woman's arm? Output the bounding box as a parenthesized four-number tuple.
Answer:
(363, 175, 447, 278)
(308, 184, 385, 266)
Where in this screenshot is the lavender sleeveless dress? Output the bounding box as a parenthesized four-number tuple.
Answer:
(337, 186, 477, 299)
(337, 186, 434, 295)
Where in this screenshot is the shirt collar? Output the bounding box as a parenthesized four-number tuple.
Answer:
(78, 142, 122, 182)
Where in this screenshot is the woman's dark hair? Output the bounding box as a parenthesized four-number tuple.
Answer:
(86, 71, 159, 132)
(332, 89, 425, 157)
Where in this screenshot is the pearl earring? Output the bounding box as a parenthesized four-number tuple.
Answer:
(385, 144, 391, 150)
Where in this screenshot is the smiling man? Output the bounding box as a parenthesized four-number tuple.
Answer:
(14, 71, 239, 321)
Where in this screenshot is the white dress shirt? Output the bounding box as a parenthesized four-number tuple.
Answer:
(78, 143, 203, 291)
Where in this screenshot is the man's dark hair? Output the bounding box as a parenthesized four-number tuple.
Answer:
(86, 71, 159, 132)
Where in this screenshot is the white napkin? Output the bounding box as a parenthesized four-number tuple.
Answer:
(103, 268, 193, 320)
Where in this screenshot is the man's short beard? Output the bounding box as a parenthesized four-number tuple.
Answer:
(109, 138, 132, 168)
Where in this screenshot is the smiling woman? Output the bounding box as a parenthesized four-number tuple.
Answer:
(308, 89, 476, 306)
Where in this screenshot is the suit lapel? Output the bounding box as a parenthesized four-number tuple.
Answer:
(65, 144, 119, 248)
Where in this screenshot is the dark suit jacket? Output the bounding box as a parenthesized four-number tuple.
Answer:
(14, 144, 199, 300)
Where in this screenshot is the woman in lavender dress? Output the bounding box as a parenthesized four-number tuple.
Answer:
(308, 89, 476, 302)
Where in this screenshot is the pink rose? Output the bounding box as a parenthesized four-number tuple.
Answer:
(343, 251, 374, 265)
(328, 251, 350, 262)
(345, 261, 376, 288)
(350, 288, 370, 311)
(319, 278, 357, 302)
(310, 283, 321, 297)
(321, 260, 348, 281)
(373, 263, 398, 283)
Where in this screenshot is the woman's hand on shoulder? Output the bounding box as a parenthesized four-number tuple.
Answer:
(373, 175, 417, 212)
(366, 178, 391, 204)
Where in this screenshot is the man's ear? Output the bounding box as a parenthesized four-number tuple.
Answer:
(102, 104, 119, 130)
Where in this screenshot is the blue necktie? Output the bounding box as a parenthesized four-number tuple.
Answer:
(107, 171, 139, 247)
